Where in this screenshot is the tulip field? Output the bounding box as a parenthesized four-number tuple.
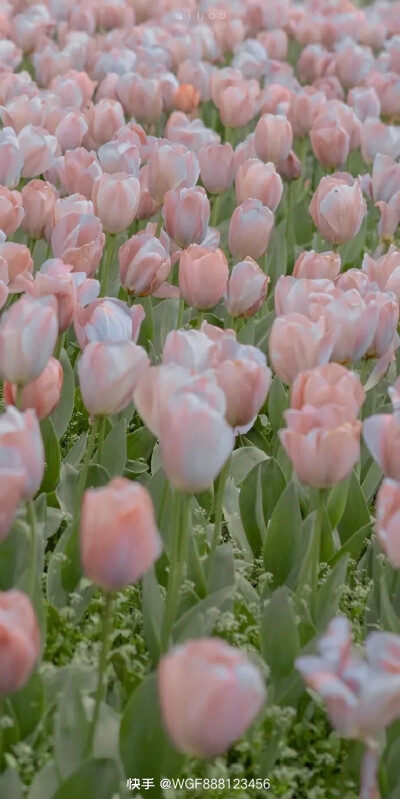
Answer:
(3, 0, 400, 797)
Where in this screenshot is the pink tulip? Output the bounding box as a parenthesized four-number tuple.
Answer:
(58, 148, 102, 200)
(269, 313, 336, 385)
(51, 213, 105, 277)
(274, 276, 336, 317)
(309, 176, 367, 245)
(228, 199, 274, 261)
(92, 172, 140, 235)
(0, 295, 58, 384)
(83, 99, 125, 149)
(293, 250, 341, 281)
(254, 114, 293, 165)
(362, 247, 400, 300)
(78, 340, 149, 417)
(277, 151, 302, 181)
(159, 385, 235, 493)
(212, 338, 272, 428)
(74, 298, 145, 349)
(0, 127, 23, 188)
(280, 403, 362, 487)
(179, 245, 228, 310)
(0, 407, 44, 499)
(158, 637, 266, 757)
(18, 124, 58, 179)
(49, 109, 88, 154)
(310, 123, 350, 169)
(235, 159, 283, 212)
(348, 87, 381, 122)
(116, 75, 163, 123)
(134, 364, 192, 438)
(164, 112, 220, 153)
(288, 88, 326, 137)
(224, 257, 269, 318)
(376, 480, 400, 568)
(0, 242, 33, 292)
(317, 290, 380, 363)
(80, 477, 162, 592)
(162, 187, 210, 249)
(0, 186, 24, 236)
(370, 154, 400, 205)
(98, 139, 140, 177)
(21, 179, 57, 240)
(119, 232, 170, 297)
(361, 119, 400, 164)
(0, 590, 40, 695)
(148, 143, 199, 205)
(377, 194, 400, 242)
(363, 414, 400, 480)
(0, 446, 25, 540)
(4, 357, 63, 420)
(27, 260, 78, 332)
(197, 143, 235, 196)
(366, 292, 399, 359)
(162, 328, 217, 374)
(218, 79, 259, 129)
(291, 363, 365, 418)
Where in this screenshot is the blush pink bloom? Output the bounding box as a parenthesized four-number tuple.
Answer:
(274, 276, 336, 317)
(159, 386, 235, 493)
(158, 637, 266, 757)
(269, 313, 336, 385)
(162, 328, 217, 374)
(277, 151, 302, 181)
(228, 199, 274, 261)
(235, 159, 283, 212)
(18, 125, 58, 179)
(218, 79, 259, 129)
(78, 341, 149, 417)
(212, 337, 272, 428)
(376, 479, 400, 568)
(92, 172, 140, 234)
(366, 292, 399, 359)
(58, 148, 102, 200)
(370, 154, 400, 205)
(361, 119, 400, 164)
(363, 414, 400, 480)
(0, 186, 24, 236)
(362, 247, 400, 300)
(80, 477, 162, 592)
(48, 109, 88, 154)
(148, 143, 199, 205)
(74, 298, 145, 350)
(162, 187, 210, 249)
(280, 404, 362, 487)
(83, 98, 125, 149)
(116, 74, 163, 123)
(293, 250, 341, 280)
(197, 143, 235, 195)
(377, 194, 400, 242)
(348, 87, 381, 122)
(0, 127, 23, 188)
(310, 123, 350, 169)
(254, 113, 293, 165)
(0, 590, 40, 696)
(51, 213, 105, 277)
(290, 363, 365, 418)
(224, 257, 269, 318)
(0, 295, 58, 384)
(27, 260, 78, 332)
(288, 88, 326, 137)
(98, 139, 140, 177)
(179, 245, 228, 310)
(309, 176, 367, 245)
(0, 407, 44, 499)
(0, 446, 25, 541)
(119, 232, 171, 297)
(0, 242, 33, 293)
(4, 357, 63, 420)
(134, 364, 192, 438)
(21, 179, 57, 240)
(317, 290, 379, 363)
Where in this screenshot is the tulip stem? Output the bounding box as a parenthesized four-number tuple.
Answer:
(53, 332, 65, 361)
(208, 456, 231, 576)
(100, 234, 116, 297)
(360, 739, 380, 799)
(155, 213, 163, 238)
(0, 699, 4, 770)
(76, 417, 102, 508)
(26, 500, 38, 601)
(176, 297, 185, 329)
(311, 489, 325, 616)
(85, 592, 114, 757)
(196, 309, 204, 329)
(96, 416, 106, 463)
(15, 385, 23, 410)
(211, 194, 221, 227)
(161, 492, 191, 653)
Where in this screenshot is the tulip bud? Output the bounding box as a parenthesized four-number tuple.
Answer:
(0, 590, 40, 695)
(80, 477, 162, 591)
(293, 250, 341, 280)
(158, 638, 266, 757)
(92, 172, 140, 234)
(0, 295, 58, 385)
(179, 245, 228, 310)
(0, 186, 24, 236)
(269, 313, 336, 385)
(0, 407, 45, 499)
(4, 357, 63, 420)
(363, 414, 400, 481)
(254, 113, 293, 165)
(148, 143, 199, 204)
(309, 176, 367, 245)
(119, 232, 171, 297)
(162, 187, 210, 249)
(58, 148, 102, 200)
(228, 199, 274, 261)
(224, 258, 269, 317)
(21, 179, 57, 239)
(310, 123, 350, 169)
(18, 124, 58, 179)
(197, 143, 235, 195)
(74, 298, 145, 349)
(51, 213, 105, 277)
(78, 341, 149, 416)
(212, 338, 272, 428)
(376, 479, 400, 568)
(235, 158, 283, 212)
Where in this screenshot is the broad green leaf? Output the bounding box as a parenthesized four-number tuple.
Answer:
(64, 434, 88, 467)
(100, 419, 126, 477)
(56, 463, 79, 516)
(28, 762, 59, 799)
(52, 759, 119, 799)
(207, 542, 235, 593)
(230, 447, 268, 486)
(54, 676, 89, 779)
(0, 769, 22, 799)
(0, 520, 29, 590)
(380, 576, 400, 634)
(268, 377, 288, 433)
(40, 418, 61, 493)
(327, 480, 349, 530)
(263, 481, 302, 586)
(314, 555, 349, 632)
(127, 427, 156, 461)
(240, 459, 286, 557)
(151, 297, 179, 355)
(10, 672, 44, 740)
(142, 567, 163, 662)
(173, 585, 234, 642)
(120, 673, 184, 794)
(50, 349, 75, 439)
(337, 471, 370, 544)
(260, 587, 300, 680)
(329, 522, 372, 567)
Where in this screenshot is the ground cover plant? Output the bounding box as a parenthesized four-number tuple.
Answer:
(1, 0, 400, 797)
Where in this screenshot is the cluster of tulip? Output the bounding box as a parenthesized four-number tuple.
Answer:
(1, 0, 400, 796)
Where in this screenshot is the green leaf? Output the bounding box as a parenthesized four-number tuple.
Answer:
(56, 463, 79, 516)
(260, 587, 300, 680)
(120, 673, 184, 794)
(361, 460, 383, 505)
(100, 419, 126, 477)
(28, 762, 59, 799)
(327, 480, 349, 530)
(0, 520, 29, 590)
(142, 567, 163, 663)
(52, 759, 119, 799)
(337, 470, 370, 544)
(293, 512, 319, 599)
(151, 298, 180, 356)
(50, 349, 75, 439)
(314, 555, 349, 632)
(338, 219, 367, 266)
(240, 459, 286, 557)
(266, 218, 287, 287)
(10, 672, 44, 740)
(230, 447, 268, 486)
(173, 586, 234, 642)
(263, 481, 302, 586)
(65, 434, 88, 467)
(54, 676, 89, 779)
(329, 522, 372, 567)
(0, 768, 22, 799)
(268, 377, 288, 433)
(40, 418, 61, 493)
(127, 427, 156, 461)
(207, 542, 235, 593)
(380, 576, 400, 633)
